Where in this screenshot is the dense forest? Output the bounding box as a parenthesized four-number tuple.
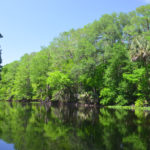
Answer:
(0, 5, 150, 106)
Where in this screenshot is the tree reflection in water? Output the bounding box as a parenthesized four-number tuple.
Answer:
(0, 102, 149, 150)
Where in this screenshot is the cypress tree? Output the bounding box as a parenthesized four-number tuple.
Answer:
(0, 33, 3, 79)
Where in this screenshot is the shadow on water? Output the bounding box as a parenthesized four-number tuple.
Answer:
(0, 102, 150, 150)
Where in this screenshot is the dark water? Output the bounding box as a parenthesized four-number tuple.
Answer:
(0, 102, 150, 150)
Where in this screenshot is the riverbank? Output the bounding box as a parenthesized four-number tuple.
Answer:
(106, 106, 150, 111)
(4, 100, 150, 111)
(5, 99, 100, 107)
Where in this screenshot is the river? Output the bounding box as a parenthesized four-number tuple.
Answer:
(0, 102, 149, 150)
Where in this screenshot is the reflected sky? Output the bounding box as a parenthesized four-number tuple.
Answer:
(0, 140, 14, 150)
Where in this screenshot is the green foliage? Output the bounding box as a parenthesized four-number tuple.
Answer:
(123, 68, 149, 102)
(0, 61, 19, 100)
(13, 54, 33, 100)
(115, 95, 128, 106)
(30, 49, 51, 99)
(135, 99, 144, 107)
(0, 50, 2, 76)
(100, 88, 116, 105)
(100, 44, 129, 105)
(123, 68, 146, 83)
(47, 71, 72, 100)
(47, 71, 71, 89)
(1, 4, 150, 105)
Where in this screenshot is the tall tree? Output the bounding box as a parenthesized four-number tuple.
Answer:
(0, 33, 3, 76)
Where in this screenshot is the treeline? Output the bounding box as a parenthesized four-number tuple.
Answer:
(1, 5, 150, 106)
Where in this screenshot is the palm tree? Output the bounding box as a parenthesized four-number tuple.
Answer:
(130, 35, 150, 63)
(130, 34, 150, 100)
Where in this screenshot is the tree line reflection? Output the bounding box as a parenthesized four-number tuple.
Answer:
(0, 102, 149, 150)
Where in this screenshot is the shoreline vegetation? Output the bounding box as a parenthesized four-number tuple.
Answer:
(1, 4, 150, 107)
(106, 105, 150, 111)
(3, 100, 150, 111)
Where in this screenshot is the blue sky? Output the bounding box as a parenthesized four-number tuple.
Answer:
(0, 0, 149, 65)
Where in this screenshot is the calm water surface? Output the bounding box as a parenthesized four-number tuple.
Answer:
(0, 102, 150, 150)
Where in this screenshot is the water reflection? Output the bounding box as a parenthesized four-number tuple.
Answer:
(0, 102, 150, 150)
(0, 140, 14, 150)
